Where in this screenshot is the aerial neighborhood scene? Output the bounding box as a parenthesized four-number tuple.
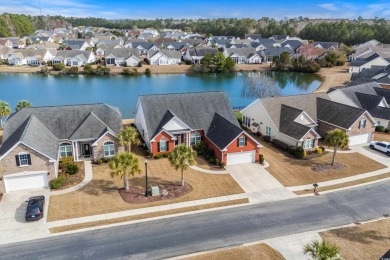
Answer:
(1, 0, 390, 259)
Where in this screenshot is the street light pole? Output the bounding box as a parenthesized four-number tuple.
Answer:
(145, 159, 148, 197)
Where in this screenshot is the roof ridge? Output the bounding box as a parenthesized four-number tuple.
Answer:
(140, 91, 225, 97)
(19, 115, 36, 141)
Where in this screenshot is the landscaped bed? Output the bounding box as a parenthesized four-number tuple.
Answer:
(48, 155, 244, 221)
(248, 133, 387, 187)
(374, 132, 390, 142)
(51, 161, 85, 191)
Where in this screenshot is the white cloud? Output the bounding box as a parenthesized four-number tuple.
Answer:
(319, 3, 339, 11)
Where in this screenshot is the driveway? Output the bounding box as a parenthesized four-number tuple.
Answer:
(226, 163, 297, 203)
(0, 188, 50, 245)
(350, 144, 390, 167)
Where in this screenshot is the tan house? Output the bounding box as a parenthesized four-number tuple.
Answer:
(0, 104, 123, 193)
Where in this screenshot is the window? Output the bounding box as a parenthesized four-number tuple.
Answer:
(59, 143, 73, 157)
(238, 136, 247, 147)
(266, 126, 271, 136)
(103, 141, 115, 157)
(359, 119, 366, 129)
(159, 138, 167, 152)
(303, 138, 313, 149)
(16, 153, 31, 166)
(190, 132, 201, 146)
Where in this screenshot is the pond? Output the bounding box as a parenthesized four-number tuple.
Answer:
(0, 71, 322, 118)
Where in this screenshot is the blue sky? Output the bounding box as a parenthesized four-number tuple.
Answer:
(1, 0, 389, 19)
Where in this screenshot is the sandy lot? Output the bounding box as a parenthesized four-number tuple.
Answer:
(314, 64, 351, 93)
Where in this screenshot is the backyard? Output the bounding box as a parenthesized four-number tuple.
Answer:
(48, 149, 244, 221)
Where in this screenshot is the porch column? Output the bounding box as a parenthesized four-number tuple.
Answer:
(72, 141, 76, 161)
(75, 142, 79, 161)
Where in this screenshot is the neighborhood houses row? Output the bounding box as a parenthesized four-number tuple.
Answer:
(1, 82, 389, 193)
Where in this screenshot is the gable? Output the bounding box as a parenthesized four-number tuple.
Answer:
(162, 117, 191, 132)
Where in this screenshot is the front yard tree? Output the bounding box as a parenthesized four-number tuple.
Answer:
(169, 144, 196, 187)
(117, 126, 140, 152)
(324, 128, 349, 165)
(303, 240, 341, 260)
(15, 100, 31, 111)
(0, 100, 11, 129)
(109, 152, 141, 191)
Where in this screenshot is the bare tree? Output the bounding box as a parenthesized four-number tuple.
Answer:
(241, 72, 281, 99)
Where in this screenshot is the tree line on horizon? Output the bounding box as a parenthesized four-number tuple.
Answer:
(1, 13, 390, 45)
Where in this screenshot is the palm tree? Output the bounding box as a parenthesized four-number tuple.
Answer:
(0, 101, 11, 129)
(303, 240, 341, 260)
(117, 126, 140, 152)
(169, 144, 196, 187)
(324, 128, 349, 165)
(109, 152, 141, 191)
(15, 100, 32, 111)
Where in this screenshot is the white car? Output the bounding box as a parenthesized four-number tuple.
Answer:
(369, 141, 390, 156)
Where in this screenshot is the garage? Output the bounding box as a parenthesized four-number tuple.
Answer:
(227, 151, 255, 165)
(348, 133, 371, 146)
(4, 172, 48, 192)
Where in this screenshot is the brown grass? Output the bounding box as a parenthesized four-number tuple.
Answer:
(249, 134, 386, 187)
(49, 198, 249, 233)
(320, 219, 390, 260)
(182, 243, 285, 260)
(374, 132, 390, 142)
(314, 65, 351, 93)
(194, 156, 224, 171)
(294, 172, 390, 195)
(48, 148, 244, 221)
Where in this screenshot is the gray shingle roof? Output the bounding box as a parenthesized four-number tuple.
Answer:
(279, 105, 311, 140)
(335, 82, 381, 107)
(281, 40, 303, 50)
(188, 48, 219, 57)
(225, 47, 257, 58)
(262, 47, 294, 57)
(355, 92, 390, 120)
(148, 49, 181, 59)
(317, 98, 366, 129)
(105, 48, 140, 59)
(69, 112, 116, 140)
(374, 87, 390, 103)
(138, 92, 240, 139)
(206, 113, 243, 150)
(313, 42, 339, 49)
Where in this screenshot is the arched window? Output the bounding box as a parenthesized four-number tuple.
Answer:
(304, 138, 313, 149)
(190, 132, 201, 146)
(103, 141, 115, 157)
(59, 142, 73, 157)
(159, 138, 167, 152)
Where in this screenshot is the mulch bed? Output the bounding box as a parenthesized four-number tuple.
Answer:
(56, 162, 85, 190)
(311, 163, 345, 173)
(118, 182, 193, 204)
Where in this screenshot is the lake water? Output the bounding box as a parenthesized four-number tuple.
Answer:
(0, 71, 322, 118)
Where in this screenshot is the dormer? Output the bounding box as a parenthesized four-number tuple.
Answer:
(294, 111, 317, 127)
(162, 117, 191, 133)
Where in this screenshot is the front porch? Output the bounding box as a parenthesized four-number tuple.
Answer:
(59, 139, 116, 162)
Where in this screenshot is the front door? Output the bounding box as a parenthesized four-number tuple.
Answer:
(174, 134, 181, 146)
(83, 143, 91, 157)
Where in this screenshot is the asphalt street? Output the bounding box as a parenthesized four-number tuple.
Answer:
(1, 180, 389, 260)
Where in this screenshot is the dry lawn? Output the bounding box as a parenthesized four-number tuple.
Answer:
(49, 198, 248, 233)
(183, 243, 285, 260)
(320, 219, 390, 260)
(314, 64, 351, 93)
(250, 135, 386, 187)
(48, 149, 244, 221)
(195, 156, 225, 171)
(294, 172, 390, 195)
(374, 132, 390, 142)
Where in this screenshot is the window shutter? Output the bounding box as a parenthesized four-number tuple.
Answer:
(363, 120, 366, 128)
(244, 137, 247, 146)
(237, 139, 239, 147)
(15, 155, 20, 166)
(158, 142, 160, 152)
(167, 142, 169, 151)
(27, 154, 32, 165)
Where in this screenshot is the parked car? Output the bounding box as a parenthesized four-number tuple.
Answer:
(369, 141, 390, 156)
(25, 196, 45, 221)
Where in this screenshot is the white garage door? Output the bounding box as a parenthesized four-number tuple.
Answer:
(227, 151, 255, 165)
(348, 133, 370, 146)
(4, 172, 48, 192)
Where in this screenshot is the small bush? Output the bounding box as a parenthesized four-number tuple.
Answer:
(50, 176, 67, 189)
(259, 154, 264, 164)
(102, 157, 109, 163)
(385, 128, 390, 133)
(95, 159, 103, 165)
(204, 154, 210, 160)
(208, 157, 216, 164)
(65, 163, 79, 175)
(319, 146, 326, 152)
(376, 125, 385, 132)
(288, 146, 296, 155)
(263, 135, 271, 142)
(294, 146, 305, 159)
(219, 161, 225, 169)
(40, 66, 49, 74)
(315, 147, 323, 154)
(122, 68, 131, 75)
(52, 63, 65, 71)
(145, 68, 151, 75)
(215, 159, 220, 166)
(59, 156, 73, 169)
(163, 152, 171, 158)
(153, 154, 163, 159)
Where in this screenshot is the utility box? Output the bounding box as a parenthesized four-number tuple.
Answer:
(151, 186, 160, 196)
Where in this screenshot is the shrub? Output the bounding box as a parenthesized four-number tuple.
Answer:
(219, 161, 225, 169)
(288, 146, 296, 155)
(208, 157, 216, 164)
(215, 159, 220, 166)
(294, 146, 305, 159)
(319, 146, 326, 152)
(206, 148, 215, 157)
(194, 141, 208, 154)
(95, 159, 103, 165)
(259, 154, 264, 164)
(59, 156, 73, 169)
(65, 163, 79, 175)
(262, 135, 271, 142)
(385, 128, 390, 133)
(315, 147, 323, 154)
(272, 139, 289, 151)
(204, 154, 210, 160)
(153, 154, 163, 159)
(376, 126, 385, 132)
(184, 59, 193, 65)
(163, 152, 171, 158)
(122, 68, 131, 75)
(145, 68, 151, 75)
(52, 63, 65, 71)
(50, 176, 67, 189)
(40, 66, 49, 74)
(102, 157, 109, 163)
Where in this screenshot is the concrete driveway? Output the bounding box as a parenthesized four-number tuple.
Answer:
(226, 163, 297, 203)
(0, 188, 50, 245)
(350, 144, 390, 167)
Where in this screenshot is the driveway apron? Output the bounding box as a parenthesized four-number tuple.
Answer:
(227, 163, 297, 203)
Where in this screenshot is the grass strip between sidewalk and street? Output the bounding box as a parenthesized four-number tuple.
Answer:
(181, 242, 285, 260)
(49, 198, 249, 233)
(293, 172, 390, 195)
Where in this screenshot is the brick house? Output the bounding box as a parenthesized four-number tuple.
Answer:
(241, 93, 377, 149)
(0, 104, 123, 193)
(134, 92, 261, 166)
